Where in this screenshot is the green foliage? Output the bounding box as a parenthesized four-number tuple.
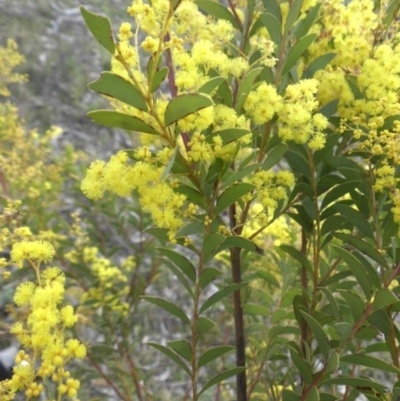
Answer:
(4, 0, 400, 400)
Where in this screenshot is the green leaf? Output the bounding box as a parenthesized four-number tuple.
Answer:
(214, 183, 255, 215)
(367, 309, 391, 335)
(326, 352, 339, 374)
(263, 143, 288, 170)
(167, 340, 192, 362)
(198, 345, 234, 368)
(256, 270, 280, 288)
(345, 76, 363, 100)
(321, 181, 361, 210)
(162, 258, 194, 298)
(354, 325, 379, 339)
(160, 147, 178, 181)
(243, 304, 271, 316)
(142, 296, 190, 325)
(305, 387, 320, 401)
(372, 288, 398, 312)
(87, 110, 159, 134)
(198, 367, 246, 396)
(261, 0, 282, 24)
(383, 0, 400, 26)
(314, 133, 340, 165)
(339, 290, 365, 321)
(285, 151, 311, 179)
(334, 322, 352, 348)
(281, 33, 317, 77)
(289, 347, 313, 384)
(199, 282, 249, 313)
(332, 245, 372, 299)
(80, 6, 115, 54)
(380, 114, 400, 132)
(147, 342, 191, 376)
(259, 13, 282, 48)
(284, 0, 304, 34)
(321, 377, 387, 394)
(300, 311, 330, 359)
(164, 94, 213, 126)
(221, 164, 261, 189)
(88, 72, 148, 111)
(235, 68, 263, 112)
(176, 221, 204, 238)
(280, 244, 313, 273)
(145, 228, 170, 241)
(302, 53, 336, 79)
(195, 317, 216, 335)
(319, 99, 339, 118)
(295, 2, 321, 40)
(202, 233, 226, 263)
(198, 76, 226, 94)
(175, 184, 206, 209)
(158, 248, 196, 282)
(216, 236, 262, 254)
(333, 233, 388, 268)
(217, 79, 233, 106)
(199, 268, 223, 289)
(334, 204, 375, 239)
(151, 66, 169, 93)
(320, 288, 341, 322)
(321, 215, 348, 236)
(194, 0, 241, 29)
(282, 390, 300, 401)
(208, 128, 250, 145)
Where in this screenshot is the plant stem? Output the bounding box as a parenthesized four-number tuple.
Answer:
(229, 200, 247, 401)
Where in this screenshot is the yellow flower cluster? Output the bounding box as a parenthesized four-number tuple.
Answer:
(81, 151, 187, 239)
(2, 241, 86, 400)
(243, 78, 327, 149)
(309, 0, 377, 68)
(79, 246, 130, 315)
(278, 79, 328, 149)
(0, 39, 27, 96)
(251, 170, 295, 210)
(244, 82, 283, 125)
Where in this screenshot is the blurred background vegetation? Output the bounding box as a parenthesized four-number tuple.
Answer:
(0, 0, 132, 153)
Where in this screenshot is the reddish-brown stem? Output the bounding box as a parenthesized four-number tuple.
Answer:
(229, 200, 247, 401)
(318, 257, 341, 287)
(163, 33, 191, 153)
(227, 0, 243, 30)
(117, 343, 146, 401)
(86, 349, 132, 401)
(300, 229, 308, 358)
(386, 262, 400, 287)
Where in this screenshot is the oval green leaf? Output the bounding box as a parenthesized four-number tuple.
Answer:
(198, 367, 246, 396)
(164, 93, 213, 126)
(195, 317, 216, 335)
(87, 110, 159, 134)
(198, 77, 226, 95)
(198, 345, 234, 368)
(214, 183, 255, 215)
(157, 247, 196, 282)
(194, 0, 241, 30)
(199, 282, 249, 314)
(88, 72, 148, 111)
(142, 296, 190, 325)
(80, 6, 115, 54)
(300, 311, 330, 359)
(147, 342, 191, 376)
(281, 33, 317, 77)
(332, 245, 372, 299)
(167, 340, 192, 362)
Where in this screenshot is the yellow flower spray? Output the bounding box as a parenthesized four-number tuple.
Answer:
(1, 241, 86, 401)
